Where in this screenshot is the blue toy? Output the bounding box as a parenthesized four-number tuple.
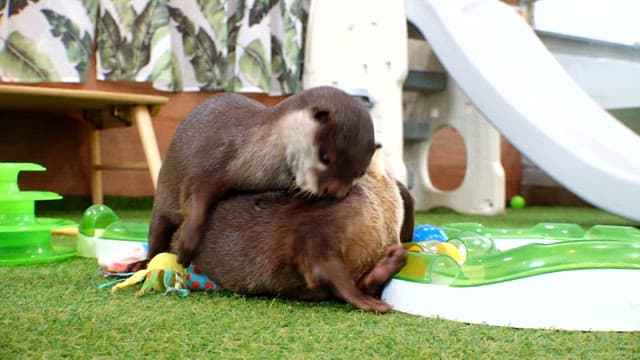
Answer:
(412, 224, 448, 242)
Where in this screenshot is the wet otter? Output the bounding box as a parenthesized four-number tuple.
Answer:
(143, 86, 377, 269)
(184, 149, 412, 312)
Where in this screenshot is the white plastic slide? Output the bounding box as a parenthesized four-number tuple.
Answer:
(405, 0, 640, 222)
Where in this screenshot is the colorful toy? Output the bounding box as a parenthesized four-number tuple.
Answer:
(111, 252, 188, 296)
(0, 163, 77, 265)
(106, 252, 222, 296)
(184, 263, 222, 291)
(383, 223, 640, 331)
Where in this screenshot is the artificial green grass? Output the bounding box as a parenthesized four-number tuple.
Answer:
(1, 206, 638, 359)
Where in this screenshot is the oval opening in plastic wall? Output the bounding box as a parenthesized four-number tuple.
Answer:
(427, 125, 467, 191)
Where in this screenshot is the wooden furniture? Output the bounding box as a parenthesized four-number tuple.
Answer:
(0, 84, 169, 204)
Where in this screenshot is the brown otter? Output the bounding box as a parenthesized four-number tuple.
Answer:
(142, 86, 377, 269)
(184, 149, 412, 312)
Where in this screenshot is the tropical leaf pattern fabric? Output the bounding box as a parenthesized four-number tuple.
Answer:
(0, 0, 98, 82)
(0, 0, 307, 94)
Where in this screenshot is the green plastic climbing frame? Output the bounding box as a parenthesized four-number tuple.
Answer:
(0, 163, 77, 265)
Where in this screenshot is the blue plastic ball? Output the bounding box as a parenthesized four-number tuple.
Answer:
(413, 224, 448, 242)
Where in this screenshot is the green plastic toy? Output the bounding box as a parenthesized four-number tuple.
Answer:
(0, 163, 77, 265)
(77, 204, 148, 272)
(394, 222, 640, 286)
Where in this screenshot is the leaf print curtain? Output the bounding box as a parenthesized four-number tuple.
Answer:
(0, 0, 98, 82)
(0, 0, 308, 95)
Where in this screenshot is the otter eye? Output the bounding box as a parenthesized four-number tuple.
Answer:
(320, 152, 331, 165)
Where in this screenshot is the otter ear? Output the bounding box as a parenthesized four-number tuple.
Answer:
(312, 108, 331, 123)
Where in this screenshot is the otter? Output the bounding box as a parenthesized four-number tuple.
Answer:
(183, 148, 413, 312)
(142, 86, 377, 269)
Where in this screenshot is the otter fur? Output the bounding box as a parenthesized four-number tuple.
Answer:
(145, 86, 377, 268)
(181, 149, 412, 312)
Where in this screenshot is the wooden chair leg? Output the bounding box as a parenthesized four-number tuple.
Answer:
(89, 128, 103, 204)
(132, 105, 161, 189)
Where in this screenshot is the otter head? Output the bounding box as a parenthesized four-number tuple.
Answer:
(293, 96, 377, 199)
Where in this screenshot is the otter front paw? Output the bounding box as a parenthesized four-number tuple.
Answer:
(177, 242, 197, 268)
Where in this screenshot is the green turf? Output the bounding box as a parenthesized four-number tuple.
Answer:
(1, 206, 638, 359)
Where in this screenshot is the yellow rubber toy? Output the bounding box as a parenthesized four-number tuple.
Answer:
(111, 252, 187, 296)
